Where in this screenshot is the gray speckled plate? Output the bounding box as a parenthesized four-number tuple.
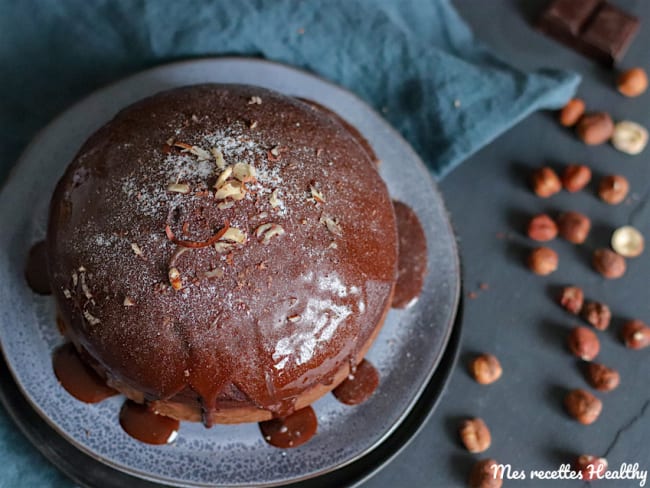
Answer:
(0, 58, 460, 487)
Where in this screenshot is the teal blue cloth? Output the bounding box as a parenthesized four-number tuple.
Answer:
(0, 0, 579, 486)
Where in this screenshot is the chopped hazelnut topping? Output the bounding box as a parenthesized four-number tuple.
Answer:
(123, 297, 135, 306)
(130, 242, 143, 256)
(203, 268, 225, 279)
(288, 314, 302, 323)
(232, 162, 257, 182)
(211, 147, 226, 169)
(83, 310, 101, 326)
(248, 96, 262, 105)
(71, 272, 78, 287)
(215, 166, 233, 189)
(166, 183, 191, 194)
(78, 266, 87, 273)
(214, 242, 234, 253)
(255, 223, 286, 244)
(320, 216, 342, 236)
(270, 146, 281, 157)
(220, 227, 247, 244)
(63, 289, 72, 299)
(173, 142, 211, 160)
(166, 137, 175, 146)
(269, 189, 281, 208)
(79, 272, 93, 300)
(168, 267, 182, 290)
(214, 180, 246, 201)
(217, 201, 234, 210)
(191, 114, 199, 123)
(249, 120, 258, 129)
(328, 242, 338, 249)
(310, 185, 326, 203)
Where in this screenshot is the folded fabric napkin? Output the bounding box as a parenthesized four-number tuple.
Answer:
(0, 0, 579, 486)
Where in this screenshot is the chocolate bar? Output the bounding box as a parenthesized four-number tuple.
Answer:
(537, 0, 640, 66)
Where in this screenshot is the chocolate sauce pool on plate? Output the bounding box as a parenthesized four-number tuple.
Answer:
(119, 400, 180, 445)
(332, 359, 379, 405)
(259, 406, 318, 448)
(25, 241, 51, 295)
(392, 201, 427, 309)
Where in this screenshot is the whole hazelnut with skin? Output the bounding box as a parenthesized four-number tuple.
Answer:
(598, 175, 629, 205)
(568, 326, 600, 361)
(528, 247, 558, 275)
(562, 164, 591, 192)
(531, 167, 561, 197)
(582, 302, 611, 330)
(559, 286, 584, 315)
(559, 99, 586, 127)
(469, 459, 503, 488)
(527, 214, 558, 241)
(557, 211, 591, 244)
(576, 113, 614, 145)
(585, 363, 620, 392)
(470, 354, 502, 385)
(592, 249, 626, 279)
(459, 418, 491, 453)
(565, 389, 602, 424)
(575, 455, 608, 481)
(617, 68, 648, 97)
(621, 320, 650, 350)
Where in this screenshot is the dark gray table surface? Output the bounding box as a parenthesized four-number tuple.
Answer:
(363, 0, 650, 487)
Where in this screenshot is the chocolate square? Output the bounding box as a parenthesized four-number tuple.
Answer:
(580, 4, 640, 65)
(538, 0, 602, 37)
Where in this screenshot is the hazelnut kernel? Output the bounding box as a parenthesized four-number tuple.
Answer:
(576, 112, 614, 145)
(592, 249, 626, 279)
(557, 211, 591, 244)
(582, 302, 611, 331)
(575, 455, 608, 481)
(559, 286, 584, 315)
(470, 354, 502, 385)
(621, 320, 650, 350)
(611, 226, 644, 258)
(564, 389, 602, 424)
(561, 164, 591, 192)
(559, 98, 585, 127)
(617, 68, 648, 97)
(568, 326, 600, 361)
(459, 418, 491, 453)
(585, 363, 620, 392)
(598, 175, 629, 205)
(469, 459, 503, 488)
(527, 214, 558, 242)
(531, 167, 561, 198)
(528, 247, 558, 275)
(611, 121, 648, 155)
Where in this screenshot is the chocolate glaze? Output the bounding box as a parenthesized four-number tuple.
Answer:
(392, 201, 427, 309)
(26, 241, 51, 295)
(52, 343, 117, 403)
(119, 400, 180, 445)
(46, 84, 399, 424)
(332, 359, 379, 405)
(259, 406, 317, 448)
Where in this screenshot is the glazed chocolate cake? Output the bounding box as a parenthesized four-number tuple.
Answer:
(46, 84, 399, 426)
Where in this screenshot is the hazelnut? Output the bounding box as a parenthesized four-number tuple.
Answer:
(568, 326, 600, 361)
(527, 214, 558, 241)
(611, 226, 644, 258)
(531, 167, 561, 198)
(617, 68, 648, 97)
(576, 112, 614, 145)
(528, 247, 558, 275)
(557, 211, 591, 244)
(611, 121, 648, 155)
(564, 389, 602, 424)
(585, 363, 620, 392)
(598, 175, 629, 205)
(592, 249, 626, 279)
(468, 459, 503, 488)
(582, 302, 611, 330)
(561, 164, 591, 192)
(559, 286, 584, 315)
(559, 98, 586, 127)
(575, 455, 608, 481)
(621, 320, 650, 350)
(459, 418, 491, 453)
(470, 354, 502, 385)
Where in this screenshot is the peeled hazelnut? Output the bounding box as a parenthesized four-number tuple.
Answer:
(469, 459, 503, 488)
(528, 247, 558, 275)
(559, 98, 586, 127)
(576, 112, 614, 145)
(611, 226, 644, 258)
(561, 164, 591, 192)
(527, 214, 558, 241)
(592, 249, 626, 279)
(559, 286, 584, 315)
(531, 167, 561, 198)
(617, 68, 648, 97)
(582, 302, 611, 331)
(470, 354, 502, 385)
(459, 418, 491, 453)
(598, 175, 629, 205)
(568, 326, 600, 361)
(564, 389, 602, 424)
(611, 121, 648, 155)
(557, 211, 591, 244)
(575, 455, 608, 481)
(585, 363, 620, 392)
(621, 320, 650, 350)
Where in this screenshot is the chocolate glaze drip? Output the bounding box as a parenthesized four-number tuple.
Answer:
(119, 400, 180, 445)
(52, 343, 117, 403)
(392, 201, 427, 309)
(259, 406, 317, 448)
(25, 241, 51, 295)
(332, 359, 379, 405)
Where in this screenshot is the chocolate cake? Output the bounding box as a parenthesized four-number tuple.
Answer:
(45, 84, 400, 427)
